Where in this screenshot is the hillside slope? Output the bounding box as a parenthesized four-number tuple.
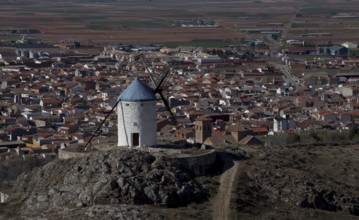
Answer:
(2, 149, 208, 219)
(232, 144, 359, 219)
(1, 144, 358, 219)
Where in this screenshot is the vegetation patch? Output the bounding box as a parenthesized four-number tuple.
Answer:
(164, 39, 232, 48)
(119, 20, 170, 29)
(292, 22, 320, 28)
(0, 202, 23, 218)
(85, 24, 112, 30)
(288, 30, 308, 34)
(351, 50, 359, 56)
(64, 16, 108, 23)
(301, 7, 359, 14)
(266, 125, 359, 147)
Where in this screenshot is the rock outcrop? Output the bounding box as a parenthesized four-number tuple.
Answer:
(9, 149, 208, 218)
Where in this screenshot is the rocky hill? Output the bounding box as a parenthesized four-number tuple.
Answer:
(1, 144, 359, 219)
(232, 144, 359, 219)
(2, 149, 209, 219)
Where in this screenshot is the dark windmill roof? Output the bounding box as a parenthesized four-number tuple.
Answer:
(117, 77, 156, 102)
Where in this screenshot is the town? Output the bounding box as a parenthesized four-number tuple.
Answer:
(0, 34, 358, 159)
(0, 0, 359, 219)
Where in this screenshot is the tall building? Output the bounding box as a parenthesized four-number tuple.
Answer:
(195, 116, 212, 144)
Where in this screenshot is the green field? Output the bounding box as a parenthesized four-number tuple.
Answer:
(288, 30, 308, 34)
(63, 16, 109, 23)
(164, 39, 232, 48)
(301, 6, 359, 14)
(351, 50, 359, 56)
(85, 24, 112, 30)
(119, 20, 170, 29)
(292, 22, 319, 28)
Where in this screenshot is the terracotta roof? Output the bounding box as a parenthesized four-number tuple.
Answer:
(252, 127, 268, 134)
(349, 110, 359, 117)
(206, 135, 237, 146)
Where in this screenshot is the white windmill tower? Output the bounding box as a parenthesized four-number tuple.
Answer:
(84, 57, 176, 149)
(116, 77, 157, 147)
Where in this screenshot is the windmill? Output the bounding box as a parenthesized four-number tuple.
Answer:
(84, 56, 176, 150)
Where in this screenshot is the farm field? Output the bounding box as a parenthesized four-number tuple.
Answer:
(0, 0, 358, 46)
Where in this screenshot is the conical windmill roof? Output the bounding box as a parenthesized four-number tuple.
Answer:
(117, 77, 156, 102)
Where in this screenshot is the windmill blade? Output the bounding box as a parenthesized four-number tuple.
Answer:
(158, 91, 177, 124)
(139, 56, 157, 88)
(154, 69, 171, 93)
(84, 98, 120, 151)
(161, 70, 174, 89)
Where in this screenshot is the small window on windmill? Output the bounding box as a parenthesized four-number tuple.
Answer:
(141, 104, 143, 107)
(125, 103, 129, 106)
(133, 122, 138, 126)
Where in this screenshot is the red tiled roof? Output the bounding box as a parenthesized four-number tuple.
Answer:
(349, 110, 359, 117)
(252, 127, 268, 133)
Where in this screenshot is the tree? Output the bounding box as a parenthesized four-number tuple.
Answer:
(286, 133, 301, 145)
(74, 41, 81, 48)
(309, 130, 321, 142)
(349, 124, 359, 140)
(267, 65, 275, 73)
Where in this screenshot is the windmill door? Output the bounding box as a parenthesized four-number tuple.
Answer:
(132, 133, 139, 146)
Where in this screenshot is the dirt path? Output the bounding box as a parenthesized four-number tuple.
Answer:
(212, 152, 241, 220)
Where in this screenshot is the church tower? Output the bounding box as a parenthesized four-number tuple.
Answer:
(117, 78, 157, 147)
(195, 116, 212, 144)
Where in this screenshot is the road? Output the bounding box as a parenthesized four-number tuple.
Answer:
(265, 6, 302, 88)
(212, 152, 241, 220)
(267, 6, 301, 56)
(280, 6, 301, 42)
(274, 63, 300, 87)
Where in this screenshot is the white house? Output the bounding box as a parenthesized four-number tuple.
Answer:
(273, 116, 297, 132)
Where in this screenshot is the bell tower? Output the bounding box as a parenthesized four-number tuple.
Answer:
(195, 116, 212, 144)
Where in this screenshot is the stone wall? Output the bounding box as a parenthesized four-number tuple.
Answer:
(59, 147, 217, 176)
(173, 149, 217, 175)
(58, 148, 90, 160)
